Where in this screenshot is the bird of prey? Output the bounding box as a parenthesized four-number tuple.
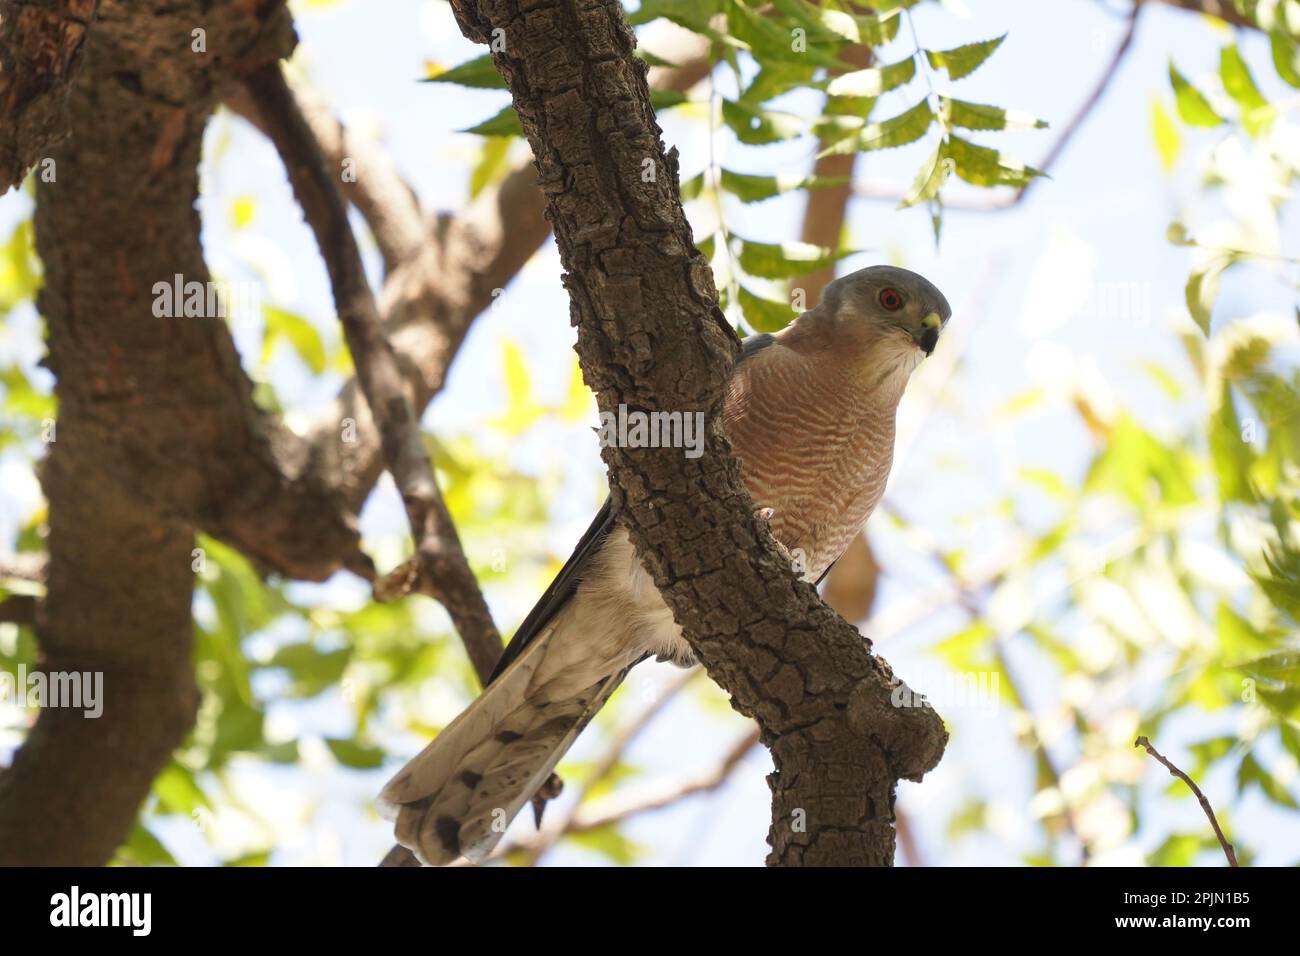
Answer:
(379, 264, 950, 865)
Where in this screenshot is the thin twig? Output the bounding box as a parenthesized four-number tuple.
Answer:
(1135, 735, 1239, 867)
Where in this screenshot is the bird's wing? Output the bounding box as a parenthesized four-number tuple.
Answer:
(738, 331, 776, 364)
(485, 497, 616, 684)
(487, 333, 775, 685)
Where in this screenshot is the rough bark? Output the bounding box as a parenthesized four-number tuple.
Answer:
(448, 0, 946, 866)
(0, 0, 97, 192)
(0, 0, 299, 865)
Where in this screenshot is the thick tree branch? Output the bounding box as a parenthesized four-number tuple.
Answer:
(448, 0, 945, 866)
(0, 0, 297, 865)
(0, 0, 96, 193)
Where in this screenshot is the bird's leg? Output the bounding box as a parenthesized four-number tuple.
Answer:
(530, 773, 564, 827)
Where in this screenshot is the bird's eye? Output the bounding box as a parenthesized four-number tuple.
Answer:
(878, 288, 905, 311)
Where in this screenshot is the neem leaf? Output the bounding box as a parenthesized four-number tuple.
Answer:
(1271, 30, 1300, 89)
(940, 97, 1047, 131)
(825, 56, 917, 98)
(1168, 61, 1224, 126)
(325, 738, 386, 770)
(730, 0, 848, 70)
(460, 105, 522, 137)
(737, 284, 798, 333)
(944, 135, 1044, 188)
(628, 0, 724, 37)
(1219, 45, 1269, 112)
(1186, 255, 1233, 336)
(899, 142, 953, 208)
(650, 89, 689, 111)
(925, 35, 1006, 81)
(733, 236, 854, 278)
(819, 98, 934, 156)
(719, 168, 849, 203)
(679, 171, 706, 201)
(721, 98, 802, 145)
(423, 54, 504, 89)
(767, 0, 902, 47)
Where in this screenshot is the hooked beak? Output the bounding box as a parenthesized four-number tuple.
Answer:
(915, 312, 942, 356)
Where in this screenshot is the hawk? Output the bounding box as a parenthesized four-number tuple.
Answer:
(380, 265, 951, 865)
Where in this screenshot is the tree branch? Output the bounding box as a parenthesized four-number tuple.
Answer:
(0, 0, 97, 193)
(1135, 735, 1239, 867)
(0, 0, 297, 866)
(448, 0, 946, 866)
(241, 62, 506, 685)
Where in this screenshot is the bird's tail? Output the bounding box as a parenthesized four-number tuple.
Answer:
(379, 608, 629, 866)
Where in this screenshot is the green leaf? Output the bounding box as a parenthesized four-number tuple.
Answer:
(1271, 30, 1300, 89)
(325, 737, 386, 770)
(818, 99, 934, 156)
(767, 0, 902, 47)
(469, 136, 513, 199)
(567, 823, 645, 865)
(267, 642, 352, 697)
(1185, 256, 1232, 336)
(1219, 45, 1269, 112)
(742, 62, 818, 105)
(940, 97, 1047, 131)
(263, 306, 326, 374)
(721, 99, 802, 145)
(423, 54, 504, 89)
(115, 823, 179, 867)
(1150, 97, 1182, 172)
(925, 35, 1006, 81)
(650, 89, 689, 112)
(824, 57, 916, 98)
(944, 136, 1044, 188)
(732, 236, 854, 278)
(628, 0, 724, 36)
(931, 621, 995, 673)
(737, 284, 798, 333)
(1168, 62, 1224, 126)
(460, 105, 522, 138)
(679, 171, 705, 202)
(635, 49, 680, 70)
(1237, 753, 1299, 809)
(1152, 833, 1214, 867)
(718, 168, 849, 203)
(729, 0, 848, 70)
(899, 141, 952, 208)
(153, 762, 213, 816)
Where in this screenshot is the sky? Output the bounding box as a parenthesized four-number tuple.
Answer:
(1, 0, 1298, 866)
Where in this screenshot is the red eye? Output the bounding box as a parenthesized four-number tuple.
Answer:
(879, 287, 904, 311)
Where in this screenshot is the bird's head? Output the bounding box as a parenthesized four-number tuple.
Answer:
(778, 264, 951, 394)
(821, 264, 951, 356)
